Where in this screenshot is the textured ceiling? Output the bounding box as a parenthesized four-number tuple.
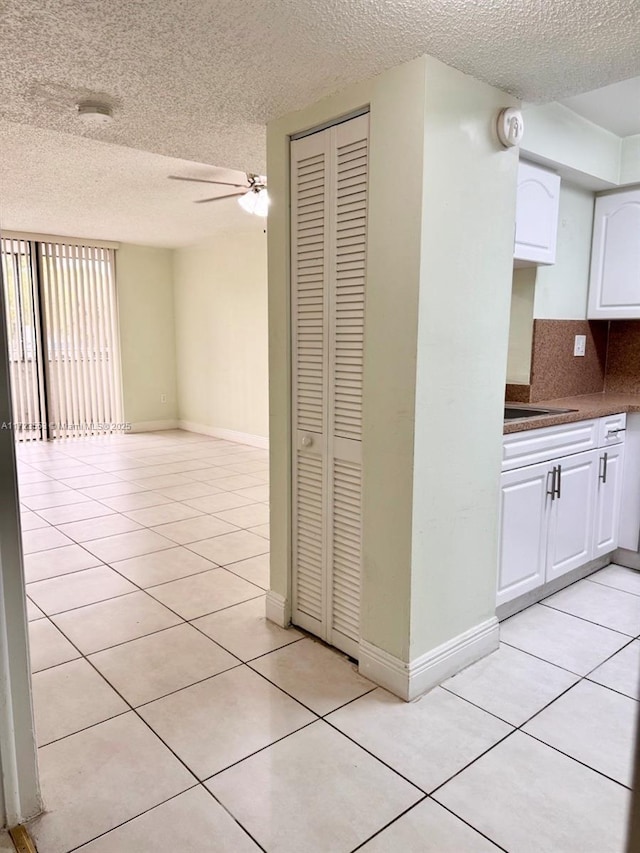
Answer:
(0, 120, 260, 247)
(562, 76, 640, 137)
(1, 1, 638, 246)
(1, 0, 639, 173)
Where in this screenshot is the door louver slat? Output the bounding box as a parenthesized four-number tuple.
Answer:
(294, 452, 324, 620)
(331, 459, 362, 642)
(332, 129, 367, 443)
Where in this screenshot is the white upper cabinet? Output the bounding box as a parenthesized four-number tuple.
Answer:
(514, 161, 561, 266)
(587, 189, 640, 319)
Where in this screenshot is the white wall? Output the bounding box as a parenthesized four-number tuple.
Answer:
(533, 182, 595, 320)
(506, 268, 536, 384)
(116, 244, 178, 429)
(505, 180, 596, 383)
(0, 283, 41, 827)
(410, 56, 518, 659)
(173, 225, 269, 440)
(267, 53, 518, 687)
(360, 59, 428, 659)
(521, 103, 620, 188)
(266, 60, 423, 660)
(621, 134, 640, 186)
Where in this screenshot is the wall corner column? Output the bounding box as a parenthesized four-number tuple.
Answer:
(0, 273, 41, 828)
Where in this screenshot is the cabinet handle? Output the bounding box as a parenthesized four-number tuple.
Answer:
(555, 465, 562, 500)
(547, 466, 557, 501)
(606, 428, 624, 439)
(599, 452, 608, 484)
(301, 434, 314, 448)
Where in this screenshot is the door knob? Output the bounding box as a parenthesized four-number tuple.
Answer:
(301, 434, 314, 448)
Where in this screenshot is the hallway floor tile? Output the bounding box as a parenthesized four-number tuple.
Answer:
(14, 431, 636, 852)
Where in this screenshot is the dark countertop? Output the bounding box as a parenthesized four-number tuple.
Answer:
(504, 392, 640, 434)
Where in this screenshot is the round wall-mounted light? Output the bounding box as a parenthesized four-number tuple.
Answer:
(77, 101, 114, 126)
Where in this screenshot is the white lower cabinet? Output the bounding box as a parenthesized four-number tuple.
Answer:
(592, 444, 625, 558)
(619, 414, 640, 551)
(498, 416, 626, 607)
(498, 461, 550, 605)
(545, 450, 598, 582)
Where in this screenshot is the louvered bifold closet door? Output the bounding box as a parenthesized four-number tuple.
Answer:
(327, 114, 368, 658)
(290, 113, 368, 659)
(291, 129, 330, 639)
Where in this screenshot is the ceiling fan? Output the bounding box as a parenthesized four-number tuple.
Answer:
(169, 172, 269, 216)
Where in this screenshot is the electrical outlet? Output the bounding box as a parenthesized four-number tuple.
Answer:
(160, 394, 167, 403)
(574, 335, 586, 357)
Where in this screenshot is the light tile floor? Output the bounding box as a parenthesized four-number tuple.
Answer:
(12, 430, 638, 852)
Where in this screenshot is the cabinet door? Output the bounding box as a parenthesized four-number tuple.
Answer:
(588, 189, 640, 319)
(619, 414, 640, 551)
(546, 450, 598, 582)
(593, 444, 625, 558)
(497, 461, 551, 606)
(514, 161, 561, 266)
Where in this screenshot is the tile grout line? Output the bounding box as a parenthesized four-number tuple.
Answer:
(586, 575, 640, 599)
(28, 457, 374, 851)
(21, 435, 636, 851)
(346, 796, 429, 853)
(444, 632, 639, 720)
(198, 786, 269, 853)
(497, 638, 593, 675)
(21, 442, 267, 527)
(349, 795, 508, 853)
(538, 599, 637, 637)
(62, 785, 201, 853)
(36, 566, 278, 850)
(518, 729, 632, 790)
(25, 503, 269, 591)
(27, 529, 269, 620)
(436, 655, 635, 795)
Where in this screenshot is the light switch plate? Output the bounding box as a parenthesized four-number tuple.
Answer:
(574, 334, 586, 357)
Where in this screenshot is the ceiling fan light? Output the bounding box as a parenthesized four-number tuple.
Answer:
(254, 189, 270, 217)
(238, 189, 258, 214)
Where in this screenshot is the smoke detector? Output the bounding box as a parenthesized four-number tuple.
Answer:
(77, 101, 113, 126)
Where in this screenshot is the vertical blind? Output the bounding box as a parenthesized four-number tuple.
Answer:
(0, 239, 45, 440)
(40, 242, 122, 439)
(0, 238, 123, 440)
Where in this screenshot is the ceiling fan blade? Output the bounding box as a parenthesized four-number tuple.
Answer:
(169, 175, 250, 188)
(194, 190, 248, 203)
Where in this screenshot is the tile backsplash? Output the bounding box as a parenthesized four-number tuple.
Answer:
(528, 319, 608, 402)
(507, 319, 640, 402)
(605, 321, 640, 393)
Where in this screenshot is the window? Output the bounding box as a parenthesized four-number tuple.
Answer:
(0, 237, 123, 440)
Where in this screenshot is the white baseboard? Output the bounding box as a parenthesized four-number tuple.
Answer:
(129, 419, 179, 433)
(266, 591, 290, 628)
(179, 420, 269, 449)
(359, 616, 499, 701)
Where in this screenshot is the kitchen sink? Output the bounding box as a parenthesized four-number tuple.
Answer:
(504, 405, 578, 421)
